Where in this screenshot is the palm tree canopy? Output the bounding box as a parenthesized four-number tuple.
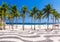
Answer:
(10, 5, 17, 13)
(8, 14, 14, 19)
(0, 6, 2, 18)
(0, 6, 3, 11)
(59, 14, 60, 18)
(51, 9, 59, 20)
(32, 6, 38, 14)
(2, 2, 8, 13)
(28, 11, 34, 17)
(21, 6, 27, 14)
(0, 6, 6, 18)
(0, 6, 3, 15)
(21, 14, 25, 18)
(37, 11, 43, 19)
(10, 5, 20, 19)
(14, 11, 20, 18)
(21, 6, 27, 19)
(7, 14, 11, 20)
(43, 4, 53, 18)
(55, 13, 60, 20)
(29, 6, 38, 20)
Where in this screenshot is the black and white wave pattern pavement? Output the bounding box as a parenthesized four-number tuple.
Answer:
(0, 30, 60, 42)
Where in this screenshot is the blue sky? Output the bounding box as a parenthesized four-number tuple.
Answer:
(0, 0, 60, 23)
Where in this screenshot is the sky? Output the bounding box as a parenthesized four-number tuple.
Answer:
(0, 0, 60, 23)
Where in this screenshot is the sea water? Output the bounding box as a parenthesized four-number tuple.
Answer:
(6, 23, 58, 25)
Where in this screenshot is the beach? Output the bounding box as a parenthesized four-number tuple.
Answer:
(0, 27, 60, 42)
(4, 24, 60, 31)
(0, 24, 60, 42)
(0, 0, 60, 42)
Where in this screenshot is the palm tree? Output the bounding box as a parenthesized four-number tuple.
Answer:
(15, 11, 20, 29)
(43, 4, 53, 29)
(0, 6, 3, 29)
(0, 7, 2, 30)
(28, 11, 34, 30)
(54, 13, 60, 29)
(37, 11, 43, 30)
(59, 14, 60, 29)
(2, 2, 8, 30)
(10, 5, 20, 30)
(51, 9, 57, 23)
(0, 6, 6, 30)
(21, 6, 27, 31)
(7, 13, 14, 30)
(10, 14, 14, 30)
(43, 4, 60, 30)
(6, 13, 11, 30)
(31, 7, 38, 30)
(51, 9, 60, 29)
(10, 5, 20, 29)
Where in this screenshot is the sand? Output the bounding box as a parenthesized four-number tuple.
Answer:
(0, 24, 60, 42)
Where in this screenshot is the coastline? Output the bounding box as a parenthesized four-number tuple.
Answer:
(4, 24, 60, 30)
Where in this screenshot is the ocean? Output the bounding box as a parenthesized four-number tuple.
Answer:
(6, 23, 58, 25)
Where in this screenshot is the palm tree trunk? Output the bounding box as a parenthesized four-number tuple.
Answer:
(0, 18, 1, 24)
(52, 16, 54, 29)
(2, 10, 5, 30)
(3, 24, 5, 30)
(31, 18, 32, 30)
(22, 18, 24, 31)
(59, 19, 60, 29)
(55, 18, 56, 29)
(3, 18, 6, 30)
(47, 16, 49, 29)
(16, 17, 18, 29)
(0, 18, 2, 30)
(39, 19, 41, 30)
(8, 22, 10, 30)
(3, 12, 6, 30)
(12, 25, 13, 30)
(8, 20, 11, 30)
(34, 19, 35, 30)
(58, 19, 59, 29)
(11, 19, 14, 30)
